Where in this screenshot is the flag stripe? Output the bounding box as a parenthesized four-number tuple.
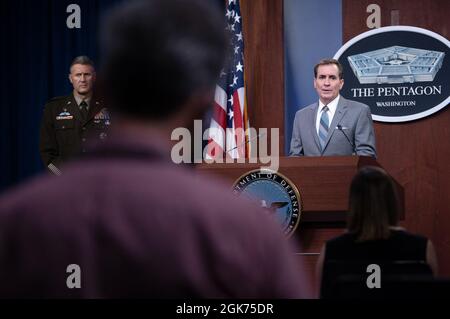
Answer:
(214, 84, 227, 112)
(206, 0, 249, 160)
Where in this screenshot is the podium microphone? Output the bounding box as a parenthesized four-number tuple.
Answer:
(227, 132, 266, 154)
(336, 125, 356, 155)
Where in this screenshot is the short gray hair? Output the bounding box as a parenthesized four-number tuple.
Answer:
(314, 58, 343, 79)
(70, 55, 95, 71)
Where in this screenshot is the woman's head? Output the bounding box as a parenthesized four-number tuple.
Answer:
(348, 166, 399, 241)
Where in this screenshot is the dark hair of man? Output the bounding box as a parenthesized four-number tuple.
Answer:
(347, 166, 400, 242)
(100, 0, 227, 119)
(70, 55, 95, 70)
(314, 59, 344, 79)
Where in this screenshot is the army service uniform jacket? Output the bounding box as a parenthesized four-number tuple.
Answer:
(39, 93, 111, 174)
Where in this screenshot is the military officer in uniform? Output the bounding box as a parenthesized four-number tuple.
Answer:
(39, 56, 111, 175)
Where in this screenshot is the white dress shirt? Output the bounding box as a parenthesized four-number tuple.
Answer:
(315, 95, 340, 135)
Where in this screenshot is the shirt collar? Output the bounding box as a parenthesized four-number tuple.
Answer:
(73, 93, 91, 108)
(319, 95, 340, 114)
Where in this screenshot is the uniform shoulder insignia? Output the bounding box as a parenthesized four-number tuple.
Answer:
(48, 95, 67, 102)
(44, 95, 71, 111)
(45, 95, 71, 107)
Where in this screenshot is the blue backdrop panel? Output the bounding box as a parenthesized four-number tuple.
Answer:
(284, 0, 342, 154)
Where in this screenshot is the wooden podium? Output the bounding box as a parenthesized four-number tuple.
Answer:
(196, 156, 404, 290)
(196, 156, 403, 223)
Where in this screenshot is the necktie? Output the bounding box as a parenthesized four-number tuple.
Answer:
(319, 105, 329, 150)
(80, 100, 88, 121)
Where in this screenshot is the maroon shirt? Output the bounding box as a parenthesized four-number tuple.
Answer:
(0, 132, 311, 298)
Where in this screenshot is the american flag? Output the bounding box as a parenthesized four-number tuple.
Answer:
(206, 0, 250, 160)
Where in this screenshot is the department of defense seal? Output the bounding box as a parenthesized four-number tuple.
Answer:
(232, 169, 302, 237)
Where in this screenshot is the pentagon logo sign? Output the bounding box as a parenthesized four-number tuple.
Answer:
(232, 170, 301, 237)
(334, 26, 449, 122)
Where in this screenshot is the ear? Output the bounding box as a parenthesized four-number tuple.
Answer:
(339, 78, 344, 90)
(313, 78, 318, 90)
(68, 74, 73, 84)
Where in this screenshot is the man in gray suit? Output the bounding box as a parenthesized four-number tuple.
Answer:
(290, 59, 376, 157)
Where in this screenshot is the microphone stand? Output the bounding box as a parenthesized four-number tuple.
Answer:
(336, 125, 356, 155)
(226, 132, 266, 154)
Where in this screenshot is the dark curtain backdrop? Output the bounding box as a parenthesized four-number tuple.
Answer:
(0, 0, 224, 193)
(0, 0, 122, 192)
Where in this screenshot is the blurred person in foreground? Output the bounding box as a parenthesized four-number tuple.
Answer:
(0, 0, 311, 298)
(316, 166, 438, 298)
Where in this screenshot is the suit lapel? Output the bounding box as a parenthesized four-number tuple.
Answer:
(322, 96, 348, 153)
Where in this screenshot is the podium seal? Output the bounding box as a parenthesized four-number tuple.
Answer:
(232, 169, 302, 237)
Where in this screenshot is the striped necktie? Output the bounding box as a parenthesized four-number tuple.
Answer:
(319, 105, 329, 150)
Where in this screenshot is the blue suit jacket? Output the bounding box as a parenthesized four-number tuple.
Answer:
(289, 96, 377, 157)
